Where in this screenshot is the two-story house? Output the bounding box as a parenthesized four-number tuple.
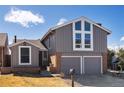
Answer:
(41, 16, 111, 75)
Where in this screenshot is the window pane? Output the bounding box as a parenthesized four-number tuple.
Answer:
(21, 48, 29, 56)
(44, 51, 47, 58)
(75, 33, 82, 48)
(85, 45, 91, 48)
(75, 33, 81, 39)
(75, 21, 81, 30)
(75, 39, 81, 44)
(75, 33, 81, 44)
(85, 21, 91, 31)
(85, 34, 91, 44)
(21, 48, 29, 63)
(21, 56, 29, 63)
(85, 39, 90, 44)
(75, 45, 81, 48)
(85, 34, 90, 39)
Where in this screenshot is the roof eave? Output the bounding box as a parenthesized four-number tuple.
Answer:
(9, 40, 48, 51)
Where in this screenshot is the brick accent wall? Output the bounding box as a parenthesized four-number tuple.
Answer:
(102, 53, 108, 73)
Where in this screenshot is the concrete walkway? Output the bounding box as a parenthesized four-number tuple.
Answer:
(63, 74, 124, 87)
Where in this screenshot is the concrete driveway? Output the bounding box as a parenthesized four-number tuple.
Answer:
(63, 74, 124, 87)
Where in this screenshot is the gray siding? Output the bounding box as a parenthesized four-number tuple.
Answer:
(55, 24, 73, 53)
(54, 24, 108, 53)
(43, 33, 56, 54)
(93, 25, 107, 53)
(10, 42, 40, 67)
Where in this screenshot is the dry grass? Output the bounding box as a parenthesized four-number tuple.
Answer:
(0, 74, 69, 87)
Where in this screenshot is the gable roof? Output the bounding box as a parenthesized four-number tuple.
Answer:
(0, 33, 8, 47)
(41, 16, 111, 41)
(9, 39, 48, 51)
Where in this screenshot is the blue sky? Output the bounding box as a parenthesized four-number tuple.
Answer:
(0, 5, 123, 49)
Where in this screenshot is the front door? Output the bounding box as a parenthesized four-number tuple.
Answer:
(39, 51, 43, 68)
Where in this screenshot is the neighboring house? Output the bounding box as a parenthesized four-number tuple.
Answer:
(9, 38, 48, 73)
(0, 33, 9, 67)
(41, 16, 111, 75)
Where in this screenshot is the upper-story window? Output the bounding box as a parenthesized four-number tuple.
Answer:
(75, 33, 82, 48)
(73, 19, 93, 51)
(84, 34, 91, 48)
(75, 21, 81, 30)
(84, 21, 91, 31)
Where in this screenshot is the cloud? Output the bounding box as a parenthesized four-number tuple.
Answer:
(120, 36, 124, 41)
(57, 18, 67, 25)
(4, 8, 45, 28)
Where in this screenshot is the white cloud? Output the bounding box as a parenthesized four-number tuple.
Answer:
(120, 36, 124, 41)
(4, 8, 45, 28)
(57, 18, 67, 25)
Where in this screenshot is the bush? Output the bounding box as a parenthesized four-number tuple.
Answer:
(107, 49, 115, 69)
(116, 48, 124, 71)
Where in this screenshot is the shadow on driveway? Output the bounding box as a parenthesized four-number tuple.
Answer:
(63, 74, 124, 87)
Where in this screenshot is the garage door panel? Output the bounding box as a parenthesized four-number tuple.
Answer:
(84, 57, 101, 75)
(61, 57, 80, 75)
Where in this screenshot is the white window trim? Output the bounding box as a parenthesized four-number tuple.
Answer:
(61, 56, 83, 74)
(19, 46, 31, 65)
(83, 56, 103, 74)
(73, 18, 93, 51)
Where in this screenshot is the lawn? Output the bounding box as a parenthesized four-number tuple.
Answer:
(0, 74, 69, 87)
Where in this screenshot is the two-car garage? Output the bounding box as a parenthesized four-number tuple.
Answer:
(61, 56, 102, 75)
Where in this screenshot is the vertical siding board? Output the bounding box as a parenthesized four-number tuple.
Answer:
(43, 32, 56, 55)
(55, 24, 73, 52)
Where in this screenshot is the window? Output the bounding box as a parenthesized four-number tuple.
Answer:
(84, 21, 91, 31)
(75, 21, 81, 30)
(75, 33, 82, 48)
(84, 34, 91, 48)
(73, 19, 93, 51)
(19, 46, 31, 65)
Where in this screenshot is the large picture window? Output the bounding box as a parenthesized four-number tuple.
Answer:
(19, 46, 31, 65)
(73, 19, 93, 51)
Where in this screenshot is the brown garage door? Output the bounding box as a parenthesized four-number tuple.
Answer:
(61, 57, 81, 75)
(84, 57, 102, 75)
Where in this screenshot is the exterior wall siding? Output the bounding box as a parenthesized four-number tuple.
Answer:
(55, 23, 108, 53)
(43, 32, 56, 55)
(10, 42, 40, 67)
